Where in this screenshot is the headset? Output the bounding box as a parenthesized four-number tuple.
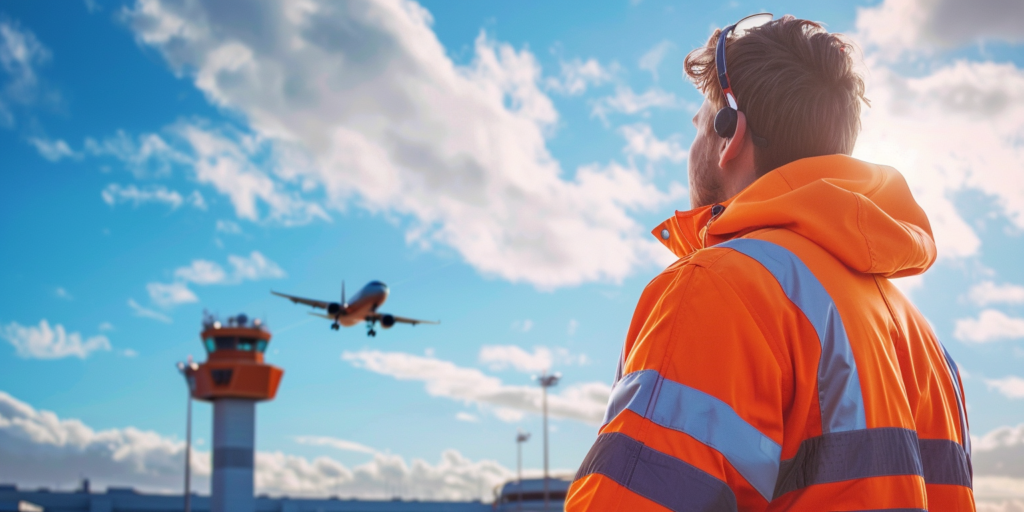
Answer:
(713, 13, 772, 147)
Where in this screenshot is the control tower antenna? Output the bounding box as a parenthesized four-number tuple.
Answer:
(179, 313, 283, 512)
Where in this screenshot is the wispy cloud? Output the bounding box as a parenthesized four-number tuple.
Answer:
(546, 57, 614, 95)
(146, 281, 199, 308)
(342, 349, 609, 424)
(54, 287, 73, 300)
(294, 436, 377, 455)
(128, 298, 172, 323)
(985, 376, 1024, 400)
(28, 137, 79, 162)
(146, 251, 286, 309)
(102, 183, 206, 210)
(619, 123, 687, 163)
(638, 41, 673, 81)
(0, 319, 110, 359)
(591, 86, 685, 122)
(968, 281, 1024, 306)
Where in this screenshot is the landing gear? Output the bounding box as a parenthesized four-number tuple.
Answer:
(331, 322, 340, 331)
(366, 318, 378, 337)
(368, 329, 377, 337)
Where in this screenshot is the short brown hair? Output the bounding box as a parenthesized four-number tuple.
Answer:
(684, 16, 869, 175)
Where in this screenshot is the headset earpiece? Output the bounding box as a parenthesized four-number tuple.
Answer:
(714, 107, 738, 138)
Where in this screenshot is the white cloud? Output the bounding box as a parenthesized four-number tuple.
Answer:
(0, 320, 110, 359)
(216, 219, 242, 234)
(0, 19, 51, 128)
(122, 0, 684, 289)
(28, 137, 79, 162)
(970, 281, 1024, 306)
(54, 287, 73, 300)
(147, 251, 286, 309)
(98, 322, 114, 332)
(294, 436, 378, 455)
(146, 281, 199, 308)
(85, 130, 189, 177)
(973, 423, 1024, 505)
(546, 58, 613, 95)
(127, 298, 172, 323)
(856, 0, 1024, 60)
(342, 349, 609, 425)
(619, 123, 687, 163)
(101, 183, 206, 210)
(954, 309, 1024, 343)
(480, 345, 550, 373)
(986, 376, 1024, 400)
(638, 41, 673, 81)
(0, 390, 511, 501)
(122, 348, 139, 358)
(509, 319, 534, 333)
(455, 412, 479, 423)
(567, 319, 578, 336)
(591, 86, 684, 121)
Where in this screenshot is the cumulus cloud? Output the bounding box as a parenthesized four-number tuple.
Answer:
(480, 345, 551, 373)
(969, 281, 1024, 306)
(28, 137, 79, 162)
(856, 0, 1024, 59)
(546, 57, 614, 95)
(146, 251, 286, 309)
(0, 391, 511, 501)
(101, 183, 206, 210)
(146, 281, 199, 308)
(122, 0, 683, 289)
(973, 423, 1024, 506)
(0, 319, 110, 359)
(342, 349, 609, 424)
(954, 309, 1024, 343)
(127, 298, 172, 323)
(619, 123, 687, 163)
(638, 40, 673, 81)
(985, 376, 1024, 400)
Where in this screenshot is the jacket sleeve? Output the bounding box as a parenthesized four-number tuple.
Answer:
(566, 263, 786, 512)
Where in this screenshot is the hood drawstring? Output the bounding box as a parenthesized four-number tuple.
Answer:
(702, 204, 726, 248)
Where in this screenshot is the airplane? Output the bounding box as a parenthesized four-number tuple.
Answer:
(271, 281, 439, 337)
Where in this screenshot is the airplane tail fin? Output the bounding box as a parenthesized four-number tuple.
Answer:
(341, 280, 346, 307)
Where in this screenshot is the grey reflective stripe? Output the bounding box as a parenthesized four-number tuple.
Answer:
(718, 239, 867, 433)
(213, 447, 254, 468)
(604, 369, 781, 501)
(773, 427, 923, 499)
(939, 343, 971, 458)
(576, 432, 738, 512)
(919, 438, 972, 488)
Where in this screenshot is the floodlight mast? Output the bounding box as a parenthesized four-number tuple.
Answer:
(516, 430, 530, 511)
(176, 357, 199, 512)
(536, 372, 561, 512)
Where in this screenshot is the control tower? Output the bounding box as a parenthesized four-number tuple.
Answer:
(184, 313, 283, 512)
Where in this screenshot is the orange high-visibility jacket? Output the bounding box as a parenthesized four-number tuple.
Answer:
(567, 155, 974, 511)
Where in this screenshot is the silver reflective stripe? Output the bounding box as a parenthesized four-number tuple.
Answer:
(718, 238, 867, 433)
(604, 369, 781, 501)
(773, 427, 923, 498)
(576, 432, 738, 512)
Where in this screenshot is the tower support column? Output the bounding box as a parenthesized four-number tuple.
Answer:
(211, 398, 256, 512)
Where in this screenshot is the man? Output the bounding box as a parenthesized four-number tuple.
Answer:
(566, 15, 974, 512)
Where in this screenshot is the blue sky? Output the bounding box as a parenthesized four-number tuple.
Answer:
(1, 0, 1023, 507)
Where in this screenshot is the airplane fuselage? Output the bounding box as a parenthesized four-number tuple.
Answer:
(332, 281, 389, 327)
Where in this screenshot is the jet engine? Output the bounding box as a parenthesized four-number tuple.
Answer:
(327, 303, 342, 315)
(380, 314, 396, 329)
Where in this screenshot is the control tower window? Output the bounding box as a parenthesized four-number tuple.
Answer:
(238, 338, 257, 351)
(204, 338, 216, 353)
(215, 337, 237, 351)
(256, 340, 268, 353)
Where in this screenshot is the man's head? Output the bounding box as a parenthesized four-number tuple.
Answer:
(683, 15, 868, 208)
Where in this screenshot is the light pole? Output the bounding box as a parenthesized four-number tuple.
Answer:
(177, 357, 199, 512)
(536, 372, 560, 512)
(515, 429, 530, 511)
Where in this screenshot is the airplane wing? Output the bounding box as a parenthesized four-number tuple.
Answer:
(271, 291, 330, 310)
(369, 313, 440, 326)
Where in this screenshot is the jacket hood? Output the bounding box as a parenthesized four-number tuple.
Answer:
(655, 155, 936, 278)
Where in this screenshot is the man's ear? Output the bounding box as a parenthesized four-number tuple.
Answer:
(718, 110, 747, 168)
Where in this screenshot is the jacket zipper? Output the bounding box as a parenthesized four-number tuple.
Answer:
(702, 203, 726, 248)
